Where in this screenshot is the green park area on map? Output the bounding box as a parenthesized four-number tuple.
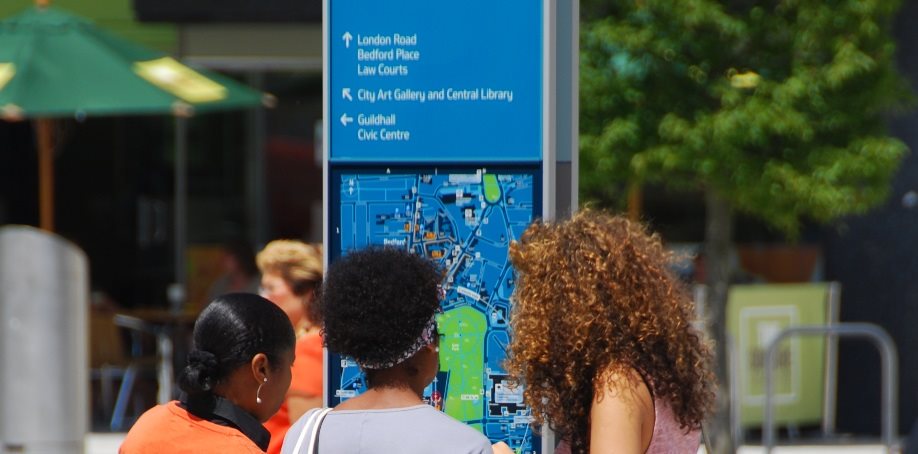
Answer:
(438, 306, 486, 422)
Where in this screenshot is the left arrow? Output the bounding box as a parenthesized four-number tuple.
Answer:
(342, 32, 353, 48)
(340, 113, 354, 126)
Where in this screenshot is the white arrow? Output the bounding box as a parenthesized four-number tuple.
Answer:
(342, 88, 353, 101)
(340, 113, 354, 126)
(342, 32, 353, 48)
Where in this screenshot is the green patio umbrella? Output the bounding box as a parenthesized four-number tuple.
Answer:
(0, 2, 272, 302)
(0, 5, 268, 118)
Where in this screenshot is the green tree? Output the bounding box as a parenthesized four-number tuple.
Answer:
(579, 1, 911, 451)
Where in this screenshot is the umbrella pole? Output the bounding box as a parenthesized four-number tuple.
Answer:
(36, 118, 54, 232)
(172, 115, 187, 312)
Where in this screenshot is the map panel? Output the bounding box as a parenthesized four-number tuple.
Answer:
(329, 167, 540, 453)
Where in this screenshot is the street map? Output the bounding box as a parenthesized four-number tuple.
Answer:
(331, 168, 539, 453)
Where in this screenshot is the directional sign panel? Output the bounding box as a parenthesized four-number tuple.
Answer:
(328, 0, 543, 162)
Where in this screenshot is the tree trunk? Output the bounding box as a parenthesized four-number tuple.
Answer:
(704, 190, 735, 454)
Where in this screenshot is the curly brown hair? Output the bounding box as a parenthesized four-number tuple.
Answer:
(505, 209, 715, 452)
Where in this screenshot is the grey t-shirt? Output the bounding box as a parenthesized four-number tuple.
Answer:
(282, 405, 492, 454)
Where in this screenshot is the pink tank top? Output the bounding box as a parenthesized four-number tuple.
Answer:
(646, 398, 700, 454)
(553, 397, 700, 454)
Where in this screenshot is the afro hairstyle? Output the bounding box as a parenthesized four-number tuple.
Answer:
(320, 247, 442, 368)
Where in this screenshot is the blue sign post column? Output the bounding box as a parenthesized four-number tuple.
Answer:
(325, 1, 552, 453)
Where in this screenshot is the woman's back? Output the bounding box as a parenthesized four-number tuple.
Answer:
(555, 396, 700, 454)
(283, 405, 491, 454)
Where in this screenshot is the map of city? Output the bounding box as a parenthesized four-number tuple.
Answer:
(330, 168, 540, 453)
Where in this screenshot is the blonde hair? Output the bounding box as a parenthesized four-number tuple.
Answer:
(256, 240, 323, 320)
(505, 209, 715, 452)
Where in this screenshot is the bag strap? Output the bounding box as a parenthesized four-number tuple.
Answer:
(291, 407, 333, 454)
(307, 408, 333, 454)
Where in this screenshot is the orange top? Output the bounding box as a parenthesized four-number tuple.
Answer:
(264, 332, 323, 454)
(119, 401, 264, 454)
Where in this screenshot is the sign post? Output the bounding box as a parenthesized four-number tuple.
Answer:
(323, 2, 576, 452)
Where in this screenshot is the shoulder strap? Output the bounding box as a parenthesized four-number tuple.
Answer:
(291, 407, 333, 454)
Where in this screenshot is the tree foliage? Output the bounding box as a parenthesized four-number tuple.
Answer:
(580, 0, 911, 235)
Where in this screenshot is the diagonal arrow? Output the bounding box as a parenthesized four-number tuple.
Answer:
(340, 113, 354, 126)
(342, 88, 353, 101)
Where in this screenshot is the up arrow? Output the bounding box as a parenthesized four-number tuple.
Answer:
(340, 113, 354, 126)
(342, 88, 353, 101)
(342, 32, 353, 48)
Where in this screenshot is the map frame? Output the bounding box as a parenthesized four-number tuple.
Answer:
(326, 163, 543, 453)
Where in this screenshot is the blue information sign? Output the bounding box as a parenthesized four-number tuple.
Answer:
(328, 0, 543, 162)
(326, 1, 547, 451)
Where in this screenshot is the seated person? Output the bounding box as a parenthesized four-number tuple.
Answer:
(120, 293, 295, 453)
(282, 247, 492, 454)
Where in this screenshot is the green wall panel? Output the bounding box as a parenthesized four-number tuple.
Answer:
(727, 283, 832, 427)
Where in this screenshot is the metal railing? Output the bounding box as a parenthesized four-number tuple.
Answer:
(763, 323, 898, 453)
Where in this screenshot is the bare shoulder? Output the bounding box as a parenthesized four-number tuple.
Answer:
(595, 366, 653, 407)
(589, 365, 655, 453)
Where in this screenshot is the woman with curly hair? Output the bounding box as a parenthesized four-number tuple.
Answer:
(256, 240, 324, 454)
(505, 210, 715, 454)
(282, 247, 494, 454)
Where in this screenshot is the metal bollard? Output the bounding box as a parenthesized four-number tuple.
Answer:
(0, 226, 88, 453)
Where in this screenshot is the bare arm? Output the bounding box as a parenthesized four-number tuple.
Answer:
(589, 368, 654, 454)
(492, 442, 514, 454)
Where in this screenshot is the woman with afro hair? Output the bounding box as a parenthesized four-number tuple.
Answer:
(282, 247, 496, 454)
(505, 210, 715, 454)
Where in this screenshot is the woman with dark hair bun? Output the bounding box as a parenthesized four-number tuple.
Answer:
(121, 293, 296, 453)
(282, 247, 494, 454)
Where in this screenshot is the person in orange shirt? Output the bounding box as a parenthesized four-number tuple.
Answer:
(120, 293, 295, 453)
(256, 240, 324, 454)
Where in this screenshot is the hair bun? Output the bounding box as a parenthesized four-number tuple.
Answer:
(188, 350, 218, 371)
(180, 350, 219, 393)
